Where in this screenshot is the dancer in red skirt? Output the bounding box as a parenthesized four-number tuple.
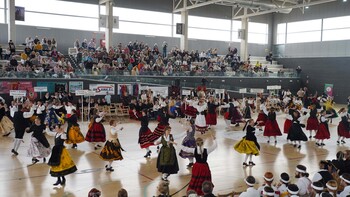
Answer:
(138, 109, 154, 157)
(256, 100, 268, 127)
(315, 110, 332, 146)
(264, 108, 282, 144)
(180, 136, 217, 195)
(185, 98, 197, 120)
(85, 112, 106, 150)
(149, 107, 175, 142)
(205, 96, 219, 129)
(284, 108, 294, 134)
(306, 105, 319, 139)
(337, 108, 350, 144)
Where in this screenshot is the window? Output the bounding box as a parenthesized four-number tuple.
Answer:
(15, 0, 98, 18)
(287, 19, 321, 33)
(287, 31, 321, 43)
(113, 21, 171, 37)
(276, 23, 286, 44)
(248, 22, 268, 44)
(323, 16, 350, 30)
(323, 29, 350, 41)
(188, 15, 231, 31)
(0, 0, 4, 8)
(15, 12, 98, 31)
(188, 28, 230, 41)
(322, 16, 350, 41)
(100, 6, 172, 25)
(0, 9, 4, 23)
(286, 19, 321, 43)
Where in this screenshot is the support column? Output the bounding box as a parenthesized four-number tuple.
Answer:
(105, 0, 113, 53)
(180, 0, 188, 51)
(240, 8, 249, 61)
(7, 0, 16, 44)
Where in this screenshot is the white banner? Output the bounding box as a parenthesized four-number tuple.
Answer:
(10, 90, 26, 97)
(34, 86, 48, 92)
(267, 85, 281, 90)
(215, 89, 225, 94)
(239, 88, 247, 94)
(75, 90, 95, 96)
(182, 90, 191, 96)
(89, 84, 115, 95)
(250, 88, 264, 93)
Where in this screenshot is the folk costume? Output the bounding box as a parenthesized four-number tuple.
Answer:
(229, 100, 244, 126)
(234, 122, 260, 166)
(337, 111, 350, 144)
(156, 133, 179, 181)
(315, 113, 331, 146)
(11, 106, 34, 155)
(193, 101, 208, 134)
(181, 139, 217, 195)
(283, 109, 293, 134)
(85, 113, 106, 149)
(263, 110, 282, 143)
(0, 105, 14, 136)
(150, 108, 175, 141)
(287, 111, 308, 148)
(184, 99, 197, 119)
(205, 100, 219, 127)
(306, 107, 319, 138)
(27, 121, 51, 163)
(138, 112, 154, 157)
(179, 121, 196, 168)
(45, 107, 59, 129)
(256, 102, 268, 126)
(65, 113, 84, 148)
(100, 124, 124, 171)
(48, 132, 77, 186)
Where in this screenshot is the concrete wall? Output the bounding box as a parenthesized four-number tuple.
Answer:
(277, 57, 350, 103)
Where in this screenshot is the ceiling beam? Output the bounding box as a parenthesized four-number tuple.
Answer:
(173, 0, 223, 12)
(232, 0, 336, 19)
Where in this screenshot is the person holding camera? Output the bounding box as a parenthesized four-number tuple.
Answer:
(311, 160, 334, 186)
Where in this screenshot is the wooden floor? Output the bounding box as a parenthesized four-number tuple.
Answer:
(1, 108, 349, 197)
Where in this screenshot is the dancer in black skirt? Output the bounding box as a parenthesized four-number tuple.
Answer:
(337, 108, 350, 144)
(287, 110, 307, 149)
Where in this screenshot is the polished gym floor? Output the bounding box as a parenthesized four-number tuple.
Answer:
(0, 107, 348, 197)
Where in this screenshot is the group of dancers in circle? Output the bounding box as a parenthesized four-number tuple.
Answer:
(1, 87, 349, 195)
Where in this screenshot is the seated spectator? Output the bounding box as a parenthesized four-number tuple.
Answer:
(187, 190, 198, 197)
(265, 52, 273, 64)
(295, 165, 312, 196)
(339, 173, 350, 196)
(258, 172, 278, 196)
(117, 188, 128, 197)
(287, 184, 299, 197)
(312, 160, 334, 185)
(202, 181, 215, 197)
(277, 172, 290, 197)
(325, 180, 338, 196)
(263, 186, 275, 197)
(311, 181, 324, 196)
(88, 188, 101, 197)
(239, 176, 259, 197)
(156, 180, 169, 197)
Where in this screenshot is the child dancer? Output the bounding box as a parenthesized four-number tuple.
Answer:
(27, 117, 51, 164)
(179, 118, 196, 168)
(206, 96, 219, 129)
(287, 110, 308, 149)
(315, 110, 332, 146)
(85, 112, 106, 150)
(306, 105, 319, 138)
(65, 109, 84, 149)
(138, 109, 154, 158)
(264, 108, 282, 144)
(337, 108, 350, 144)
(47, 124, 77, 186)
(234, 119, 260, 166)
(193, 98, 208, 134)
(100, 120, 124, 172)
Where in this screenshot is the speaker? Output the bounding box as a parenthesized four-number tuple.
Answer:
(176, 23, 184, 35)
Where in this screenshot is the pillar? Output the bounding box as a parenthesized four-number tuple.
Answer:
(105, 0, 113, 52)
(240, 8, 249, 61)
(180, 0, 188, 51)
(7, 0, 16, 44)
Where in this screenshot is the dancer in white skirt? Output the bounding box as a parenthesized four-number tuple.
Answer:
(193, 98, 208, 134)
(27, 117, 51, 164)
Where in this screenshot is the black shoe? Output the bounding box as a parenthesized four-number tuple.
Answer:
(53, 180, 61, 186)
(144, 151, 151, 158)
(32, 158, 39, 164)
(94, 146, 98, 150)
(235, 123, 240, 127)
(298, 145, 301, 149)
(249, 161, 256, 166)
(187, 163, 194, 168)
(243, 162, 249, 167)
(97, 144, 102, 148)
(321, 143, 325, 146)
(309, 136, 312, 139)
(72, 144, 77, 149)
(341, 140, 346, 144)
(107, 167, 114, 172)
(267, 140, 270, 144)
(275, 140, 277, 144)
(337, 141, 340, 144)
(316, 143, 320, 146)
(61, 177, 66, 185)
(43, 158, 46, 163)
(11, 149, 18, 156)
(293, 144, 297, 147)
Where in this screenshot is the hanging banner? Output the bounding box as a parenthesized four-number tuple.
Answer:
(239, 88, 247, 94)
(34, 86, 48, 92)
(89, 84, 115, 95)
(324, 84, 333, 97)
(118, 84, 133, 96)
(36, 82, 67, 93)
(69, 81, 84, 93)
(182, 90, 191, 96)
(10, 90, 27, 97)
(0, 81, 33, 94)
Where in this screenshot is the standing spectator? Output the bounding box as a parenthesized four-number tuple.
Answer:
(8, 40, 15, 55)
(296, 66, 302, 76)
(0, 45, 3, 60)
(74, 39, 80, 49)
(105, 92, 111, 105)
(162, 41, 168, 58)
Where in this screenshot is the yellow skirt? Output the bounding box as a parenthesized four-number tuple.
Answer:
(0, 116, 14, 134)
(234, 138, 260, 156)
(99, 140, 124, 161)
(50, 148, 77, 177)
(29, 115, 37, 123)
(65, 125, 85, 144)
